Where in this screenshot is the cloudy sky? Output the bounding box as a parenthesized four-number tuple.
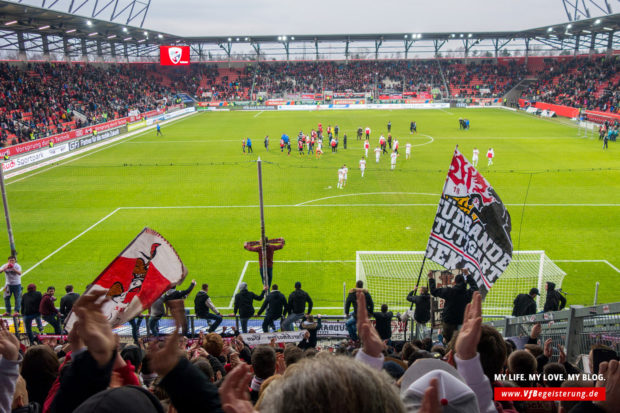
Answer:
(141, 0, 612, 36)
(10, 0, 616, 36)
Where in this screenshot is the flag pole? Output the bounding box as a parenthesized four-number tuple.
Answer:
(257, 157, 268, 288)
(407, 145, 458, 339)
(0, 165, 16, 256)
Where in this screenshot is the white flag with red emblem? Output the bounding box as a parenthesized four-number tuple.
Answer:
(65, 228, 187, 330)
(425, 147, 513, 298)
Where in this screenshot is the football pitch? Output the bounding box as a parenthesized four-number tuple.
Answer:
(3, 108, 620, 314)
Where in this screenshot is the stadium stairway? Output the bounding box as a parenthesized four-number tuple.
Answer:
(503, 77, 538, 106)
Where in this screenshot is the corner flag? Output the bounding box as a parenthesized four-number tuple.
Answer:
(425, 147, 513, 298)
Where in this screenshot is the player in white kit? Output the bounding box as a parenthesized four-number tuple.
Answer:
(390, 151, 398, 170)
(342, 164, 348, 187)
(359, 157, 366, 177)
(374, 146, 381, 163)
(472, 147, 479, 167)
(337, 167, 344, 189)
(405, 143, 412, 160)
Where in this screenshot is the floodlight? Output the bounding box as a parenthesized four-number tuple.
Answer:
(603, 27, 613, 31)
(459, 34, 464, 38)
(417, 34, 422, 39)
(244, 37, 248, 41)
(5, 20, 17, 26)
(468, 33, 472, 38)
(158, 34, 163, 39)
(566, 24, 572, 29)
(38, 25, 50, 30)
(144, 31, 148, 35)
(547, 27, 553, 32)
(88, 32, 97, 36)
(283, 35, 287, 41)
(291, 36, 295, 40)
(123, 37, 131, 41)
(404, 34, 408, 38)
(66, 29, 76, 33)
(107, 34, 116, 39)
(583, 29, 591, 33)
(86, 20, 92, 26)
(123, 27, 128, 32)
(138, 39, 145, 43)
(594, 19, 601, 25)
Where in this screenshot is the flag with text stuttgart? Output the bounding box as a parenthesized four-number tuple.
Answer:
(425, 148, 512, 298)
(65, 228, 188, 330)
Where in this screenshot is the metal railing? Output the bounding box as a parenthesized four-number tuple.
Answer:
(484, 302, 620, 364)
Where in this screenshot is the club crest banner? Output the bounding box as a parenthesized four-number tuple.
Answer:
(65, 228, 188, 330)
(425, 148, 512, 298)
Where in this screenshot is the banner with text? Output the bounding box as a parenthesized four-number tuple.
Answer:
(425, 148, 513, 298)
(241, 331, 306, 345)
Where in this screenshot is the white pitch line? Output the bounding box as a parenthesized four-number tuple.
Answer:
(555, 259, 620, 274)
(254, 111, 264, 118)
(438, 108, 454, 115)
(22, 208, 121, 276)
(118, 203, 620, 210)
(410, 134, 434, 147)
(229, 260, 251, 309)
(295, 192, 439, 207)
(6, 111, 198, 185)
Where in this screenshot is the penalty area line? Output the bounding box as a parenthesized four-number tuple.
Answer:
(554, 259, 620, 274)
(22, 208, 121, 276)
(228, 261, 251, 309)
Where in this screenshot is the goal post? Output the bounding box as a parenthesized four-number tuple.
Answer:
(356, 250, 566, 315)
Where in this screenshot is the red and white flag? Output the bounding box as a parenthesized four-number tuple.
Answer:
(65, 228, 188, 330)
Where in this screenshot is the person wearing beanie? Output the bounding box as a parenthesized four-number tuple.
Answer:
(429, 272, 478, 344)
(21, 284, 43, 344)
(281, 282, 313, 331)
(232, 282, 267, 333)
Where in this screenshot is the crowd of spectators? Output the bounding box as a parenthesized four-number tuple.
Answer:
(0, 62, 176, 146)
(521, 56, 619, 113)
(1, 278, 619, 413)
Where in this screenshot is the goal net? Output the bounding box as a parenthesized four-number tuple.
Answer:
(356, 250, 566, 315)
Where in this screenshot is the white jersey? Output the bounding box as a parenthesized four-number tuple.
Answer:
(359, 159, 366, 169)
(391, 153, 398, 163)
(338, 168, 344, 179)
(343, 167, 349, 177)
(405, 143, 412, 153)
(472, 149, 479, 159)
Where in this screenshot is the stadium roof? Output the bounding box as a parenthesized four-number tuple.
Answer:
(0, 0, 618, 60)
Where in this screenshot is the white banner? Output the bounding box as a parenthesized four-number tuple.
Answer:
(3, 143, 69, 172)
(241, 331, 306, 345)
(317, 321, 349, 337)
(277, 103, 450, 111)
(146, 107, 195, 125)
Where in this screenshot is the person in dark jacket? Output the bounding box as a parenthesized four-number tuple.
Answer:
(194, 284, 222, 333)
(543, 282, 566, 312)
(59, 285, 79, 322)
(232, 282, 267, 333)
(21, 283, 43, 344)
(281, 281, 313, 331)
(429, 272, 478, 344)
(512, 288, 539, 316)
(406, 286, 431, 338)
(39, 287, 61, 334)
(344, 280, 374, 341)
(373, 304, 393, 341)
(257, 284, 287, 332)
(163, 279, 196, 336)
(298, 314, 322, 349)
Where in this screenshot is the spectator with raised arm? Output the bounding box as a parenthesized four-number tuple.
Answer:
(1, 256, 22, 316)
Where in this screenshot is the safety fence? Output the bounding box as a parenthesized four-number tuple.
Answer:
(484, 302, 620, 367)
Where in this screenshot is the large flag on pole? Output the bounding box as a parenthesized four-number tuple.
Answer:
(65, 228, 188, 330)
(425, 147, 512, 298)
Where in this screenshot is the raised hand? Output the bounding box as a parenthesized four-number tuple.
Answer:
(543, 338, 553, 358)
(219, 364, 257, 413)
(72, 290, 116, 367)
(0, 322, 19, 361)
(356, 291, 385, 357)
(455, 291, 482, 360)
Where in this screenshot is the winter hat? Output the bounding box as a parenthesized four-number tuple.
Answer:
(74, 386, 164, 413)
(295, 281, 301, 288)
(383, 361, 405, 380)
(239, 282, 248, 290)
(400, 359, 478, 413)
(27, 283, 36, 292)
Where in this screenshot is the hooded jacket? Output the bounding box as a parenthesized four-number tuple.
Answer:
(543, 282, 566, 312)
(233, 288, 265, 318)
(429, 275, 478, 325)
(512, 293, 537, 316)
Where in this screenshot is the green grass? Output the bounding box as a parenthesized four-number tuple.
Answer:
(3, 108, 619, 314)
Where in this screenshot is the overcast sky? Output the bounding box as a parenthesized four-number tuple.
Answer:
(10, 0, 616, 36)
(141, 0, 613, 36)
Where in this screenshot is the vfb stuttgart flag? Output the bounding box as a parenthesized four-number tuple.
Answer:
(65, 228, 188, 330)
(425, 147, 512, 298)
